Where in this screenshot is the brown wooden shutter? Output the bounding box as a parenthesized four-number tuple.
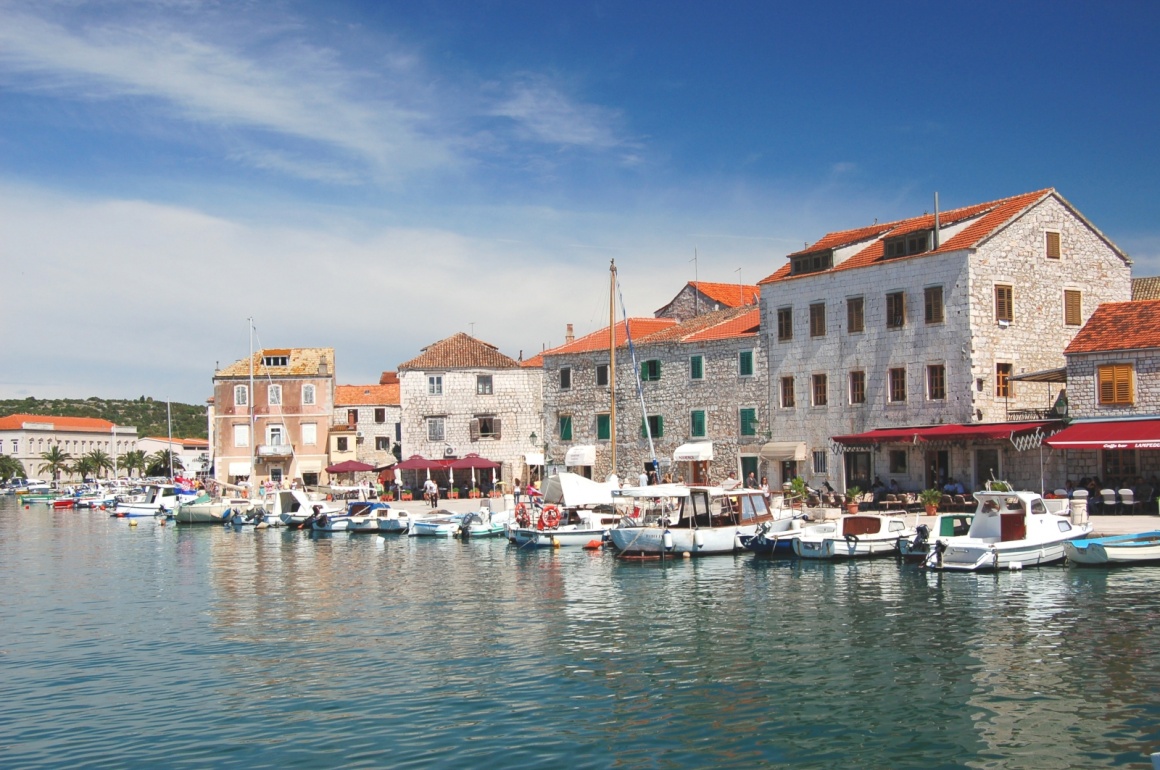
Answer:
(1114, 365, 1133, 404)
(469, 418, 480, 441)
(1098, 365, 1116, 404)
(1064, 290, 1082, 325)
(493, 417, 502, 439)
(1046, 231, 1061, 259)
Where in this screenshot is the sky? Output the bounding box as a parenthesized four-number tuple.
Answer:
(2, 0, 1158, 405)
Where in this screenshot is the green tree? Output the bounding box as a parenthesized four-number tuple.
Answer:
(145, 450, 184, 478)
(85, 449, 114, 479)
(38, 446, 74, 481)
(118, 450, 147, 478)
(71, 455, 97, 481)
(0, 454, 26, 480)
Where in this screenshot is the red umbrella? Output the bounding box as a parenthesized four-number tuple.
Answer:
(325, 460, 375, 474)
(394, 455, 442, 470)
(448, 453, 500, 470)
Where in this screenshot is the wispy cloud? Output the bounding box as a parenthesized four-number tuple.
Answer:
(491, 75, 626, 150)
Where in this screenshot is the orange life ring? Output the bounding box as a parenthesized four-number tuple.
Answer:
(515, 503, 531, 528)
(538, 505, 561, 530)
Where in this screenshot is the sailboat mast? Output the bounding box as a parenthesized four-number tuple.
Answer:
(167, 399, 174, 479)
(249, 317, 255, 492)
(609, 260, 617, 477)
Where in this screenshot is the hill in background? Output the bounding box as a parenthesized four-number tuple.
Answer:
(0, 397, 207, 440)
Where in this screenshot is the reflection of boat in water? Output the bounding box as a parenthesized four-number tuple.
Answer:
(925, 487, 1091, 571)
(792, 513, 914, 559)
(899, 513, 974, 563)
(1065, 530, 1160, 566)
(609, 486, 794, 557)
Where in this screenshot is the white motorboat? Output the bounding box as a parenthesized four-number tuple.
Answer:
(410, 513, 465, 537)
(113, 484, 195, 517)
(345, 501, 394, 533)
(174, 494, 254, 524)
(262, 489, 344, 527)
(793, 513, 915, 560)
(925, 487, 1092, 571)
(459, 508, 511, 538)
(608, 485, 796, 557)
(508, 473, 624, 548)
(1064, 530, 1160, 566)
(898, 513, 974, 563)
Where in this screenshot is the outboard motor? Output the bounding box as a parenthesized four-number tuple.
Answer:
(910, 524, 930, 552)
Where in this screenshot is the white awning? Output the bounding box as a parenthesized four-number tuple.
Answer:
(564, 445, 596, 466)
(759, 441, 807, 462)
(673, 442, 714, 462)
(296, 461, 322, 473)
(227, 461, 252, 476)
(525, 452, 545, 466)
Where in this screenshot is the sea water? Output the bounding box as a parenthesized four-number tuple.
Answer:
(2, 496, 1158, 769)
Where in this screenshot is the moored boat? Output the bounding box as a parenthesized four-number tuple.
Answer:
(793, 513, 915, 559)
(899, 513, 974, 563)
(1064, 530, 1160, 566)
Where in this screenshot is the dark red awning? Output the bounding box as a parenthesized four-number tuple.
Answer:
(832, 421, 1058, 446)
(1044, 419, 1160, 450)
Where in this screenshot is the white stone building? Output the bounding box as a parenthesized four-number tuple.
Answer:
(0, 414, 138, 480)
(333, 374, 402, 472)
(398, 333, 542, 493)
(654, 280, 760, 322)
(759, 188, 1131, 494)
(136, 436, 210, 476)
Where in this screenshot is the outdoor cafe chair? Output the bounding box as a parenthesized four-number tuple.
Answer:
(1119, 489, 1139, 515)
(1100, 489, 1118, 514)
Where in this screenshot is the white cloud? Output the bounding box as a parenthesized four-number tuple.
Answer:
(490, 76, 626, 150)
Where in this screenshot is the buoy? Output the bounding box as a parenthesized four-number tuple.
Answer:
(128, 520, 138, 527)
(583, 539, 602, 550)
(158, 518, 166, 526)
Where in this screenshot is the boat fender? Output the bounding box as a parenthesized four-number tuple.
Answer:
(662, 529, 673, 551)
(694, 530, 705, 549)
(844, 534, 860, 548)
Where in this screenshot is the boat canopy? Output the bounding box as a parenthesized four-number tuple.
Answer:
(542, 472, 618, 507)
(564, 445, 596, 466)
(673, 442, 713, 462)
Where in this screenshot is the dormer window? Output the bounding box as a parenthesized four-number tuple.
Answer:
(262, 355, 289, 367)
(883, 230, 931, 259)
(790, 250, 833, 276)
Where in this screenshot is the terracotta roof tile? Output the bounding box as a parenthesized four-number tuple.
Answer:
(684, 309, 761, 342)
(216, 348, 335, 378)
(1065, 300, 1160, 354)
(335, 383, 401, 406)
(398, 333, 520, 370)
(690, 281, 760, 307)
(1132, 276, 1160, 301)
(644, 305, 759, 343)
(541, 318, 678, 357)
(0, 414, 116, 432)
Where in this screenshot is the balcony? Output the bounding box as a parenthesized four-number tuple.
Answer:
(257, 443, 293, 457)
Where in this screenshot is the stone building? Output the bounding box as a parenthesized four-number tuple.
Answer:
(0, 414, 138, 480)
(333, 374, 402, 472)
(397, 333, 542, 489)
(1045, 299, 1160, 489)
(759, 188, 1131, 494)
(654, 281, 760, 322)
(211, 347, 335, 487)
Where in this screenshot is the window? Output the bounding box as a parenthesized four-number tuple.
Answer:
(427, 417, 445, 442)
(777, 307, 793, 341)
(889, 450, 907, 473)
(266, 425, 284, 445)
(374, 408, 386, 423)
(884, 230, 931, 259)
(558, 415, 573, 441)
(1098, 364, 1134, 405)
(641, 360, 661, 381)
(347, 409, 359, 425)
(809, 303, 826, 337)
(262, 355, 288, 367)
(927, 364, 946, 400)
(1064, 290, 1082, 326)
(847, 297, 864, 333)
(301, 423, 317, 446)
(1046, 231, 1061, 259)
(560, 367, 572, 390)
(889, 367, 907, 402)
(995, 285, 1013, 323)
(302, 384, 316, 405)
(233, 424, 250, 447)
(813, 450, 827, 475)
(690, 410, 706, 438)
(740, 408, 758, 436)
(738, 351, 754, 377)
(849, 371, 866, 404)
(812, 374, 828, 406)
(267, 384, 281, 406)
(996, 363, 1013, 398)
(596, 364, 609, 387)
(1103, 448, 1137, 478)
(375, 436, 389, 450)
(428, 375, 443, 395)
(689, 355, 704, 381)
(476, 375, 493, 395)
(641, 415, 664, 438)
(336, 436, 348, 452)
(234, 385, 248, 407)
(790, 250, 833, 275)
(780, 376, 795, 408)
(886, 292, 905, 329)
(471, 416, 502, 440)
(597, 414, 611, 441)
(924, 286, 944, 324)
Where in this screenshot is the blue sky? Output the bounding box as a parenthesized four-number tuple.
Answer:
(2, 0, 1157, 404)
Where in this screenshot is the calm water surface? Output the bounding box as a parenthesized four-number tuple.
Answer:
(2, 496, 1159, 769)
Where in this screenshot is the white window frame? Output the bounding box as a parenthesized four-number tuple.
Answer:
(233, 424, 250, 448)
(427, 417, 445, 442)
(234, 385, 248, 407)
(428, 375, 443, 395)
(302, 384, 316, 405)
(301, 423, 317, 446)
(268, 384, 282, 406)
(266, 424, 285, 446)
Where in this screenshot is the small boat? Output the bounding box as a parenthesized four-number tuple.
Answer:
(225, 508, 273, 528)
(609, 485, 796, 557)
(1064, 530, 1160, 566)
(174, 494, 255, 524)
(924, 486, 1092, 571)
(262, 488, 344, 527)
(899, 513, 974, 564)
(793, 513, 915, 559)
(345, 501, 394, 533)
(410, 513, 465, 537)
(509, 472, 624, 548)
(459, 508, 510, 538)
(113, 484, 195, 517)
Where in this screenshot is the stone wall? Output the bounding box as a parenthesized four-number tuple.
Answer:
(1065, 349, 1160, 420)
(332, 403, 402, 469)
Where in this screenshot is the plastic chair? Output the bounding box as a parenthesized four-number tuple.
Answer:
(1119, 489, 1138, 514)
(1053, 489, 1068, 497)
(1100, 489, 1118, 514)
(940, 494, 954, 511)
(953, 494, 967, 511)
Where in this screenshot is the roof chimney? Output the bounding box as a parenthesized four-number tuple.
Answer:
(565, 323, 575, 344)
(318, 353, 329, 376)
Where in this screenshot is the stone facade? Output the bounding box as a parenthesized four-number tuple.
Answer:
(760, 189, 1130, 493)
(333, 382, 402, 471)
(655, 281, 760, 322)
(0, 414, 138, 480)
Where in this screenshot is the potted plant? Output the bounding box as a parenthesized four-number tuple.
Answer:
(789, 476, 808, 508)
(919, 488, 943, 515)
(844, 486, 862, 514)
(469, 487, 481, 499)
(401, 489, 413, 501)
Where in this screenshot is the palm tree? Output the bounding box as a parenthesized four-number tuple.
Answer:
(39, 446, 74, 482)
(85, 449, 114, 479)
(71, 456, 97, 481)
(145, 450, 184, 478)
(118, 450, 147, 479)
(0, 454, 26, 480)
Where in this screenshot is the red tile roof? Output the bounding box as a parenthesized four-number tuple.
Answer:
(1064, 300, 1160, 354)
(1133, 276, 1160, 301)
(335, 383, 401, 406)
(541, 318, 678, 357)
(644, 305, 759, 343)
(398, 333, 520, 370)
(216, 348, 335, 378)
(690, 281, 760, 307)
(760, 189, 1056, 284)
(0, 414, 116, 433)
(684, 308, 761, 342)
